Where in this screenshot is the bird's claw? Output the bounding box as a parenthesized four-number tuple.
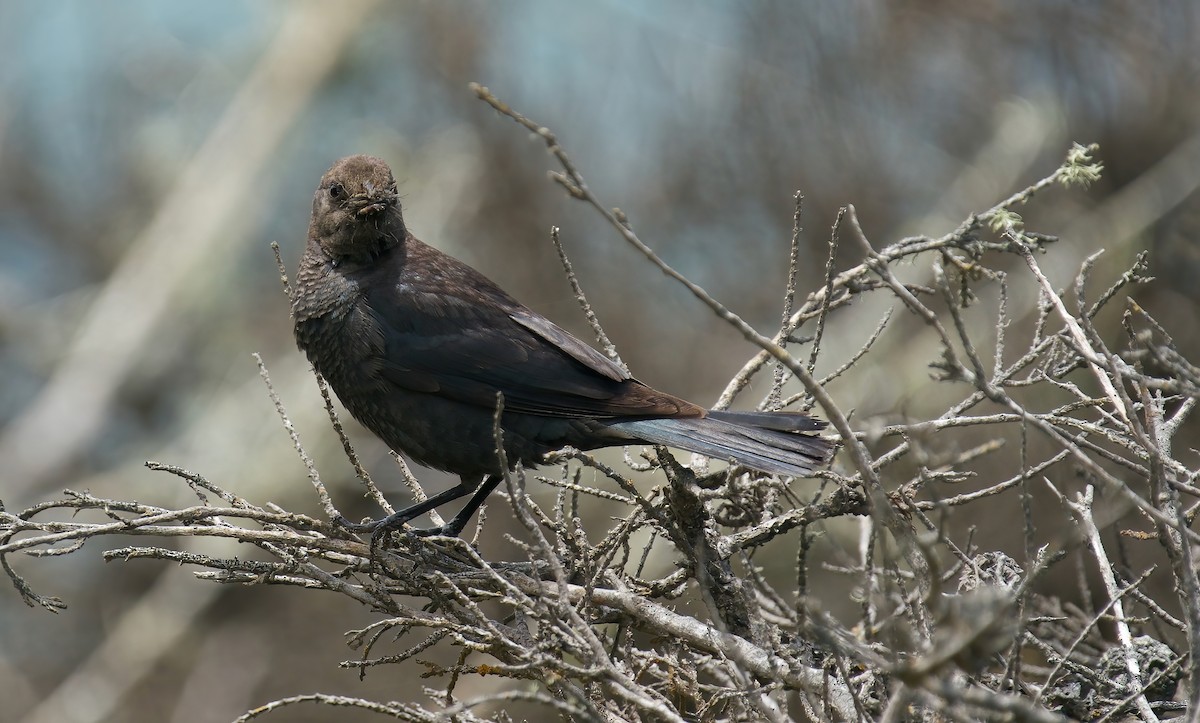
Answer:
(334, 515, 377, 533)
(408, 524, 456, 538)
(334, 515, 453, 546)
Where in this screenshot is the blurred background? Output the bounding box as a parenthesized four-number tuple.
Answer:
(1, 1, 1198, 721)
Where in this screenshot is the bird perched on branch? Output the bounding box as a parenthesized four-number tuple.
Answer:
(293, 155, 833, 537)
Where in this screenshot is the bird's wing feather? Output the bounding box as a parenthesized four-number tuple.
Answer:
(508, 308, 629, 382)
(367, 284, 695, 419)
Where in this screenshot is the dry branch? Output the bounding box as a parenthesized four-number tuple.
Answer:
(3, 93, 1195, 722)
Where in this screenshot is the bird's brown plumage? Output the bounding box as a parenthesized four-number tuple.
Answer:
(292, 155, 832, 536)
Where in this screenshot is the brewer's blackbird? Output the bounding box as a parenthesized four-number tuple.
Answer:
(293, 155, 833, 536)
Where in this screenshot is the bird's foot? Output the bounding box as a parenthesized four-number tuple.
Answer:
(334, 514, 405, 551)
(407, 524, 459, 538)
(334, 515, 458, 546)
(334, 515, 378, 533)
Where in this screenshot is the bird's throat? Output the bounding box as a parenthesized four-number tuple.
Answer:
(329, 233, 399, 269)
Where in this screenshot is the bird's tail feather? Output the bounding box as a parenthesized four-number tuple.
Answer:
(706, 409, 827, 433)
(610, 412, 833, 477)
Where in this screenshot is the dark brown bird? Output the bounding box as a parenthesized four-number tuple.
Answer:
(293, 155, 833, 536)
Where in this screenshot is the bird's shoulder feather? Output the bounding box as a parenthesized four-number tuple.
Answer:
(356, 237, 700, 419)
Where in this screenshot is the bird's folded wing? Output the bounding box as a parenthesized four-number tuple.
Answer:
(369, 289, 697, 419)
(508, 308, 628, 382)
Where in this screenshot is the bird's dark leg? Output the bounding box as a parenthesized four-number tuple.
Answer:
(410, 474, 503, 538)
(337, 474, 501, 539)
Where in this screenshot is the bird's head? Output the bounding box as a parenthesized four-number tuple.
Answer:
(309, 155, 404, 264)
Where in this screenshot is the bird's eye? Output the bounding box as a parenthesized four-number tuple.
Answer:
(328, 183, 344, 199)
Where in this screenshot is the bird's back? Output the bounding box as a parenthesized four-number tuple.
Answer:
(294, 233, 706, 476)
